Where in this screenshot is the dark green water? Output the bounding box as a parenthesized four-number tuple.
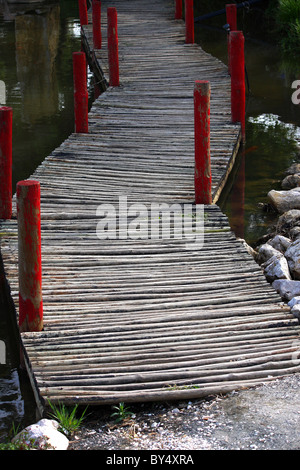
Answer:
(1, 0, 300, 440)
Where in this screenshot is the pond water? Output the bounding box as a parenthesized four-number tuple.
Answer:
(1, 0, 300, 441)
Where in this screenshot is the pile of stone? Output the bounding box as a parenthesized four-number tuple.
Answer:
(254, 163, 300, 319)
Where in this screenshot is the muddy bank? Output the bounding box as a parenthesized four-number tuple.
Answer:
(68, 374, 300, 451)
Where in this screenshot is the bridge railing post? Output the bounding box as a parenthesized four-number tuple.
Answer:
(226, 4, 237, 74)
(194, 81, 212, 205)
(73, 51, 89, 133)
(0, 107, 12, 220)
(93, 0, 102, 49)
(185, 0, 194, 44)
(78, 0, 88, 26)
(175, 0, 182, 19)
(230, 31, 245, 142)
(107, 7, 120, 87)
(17, 180, 43, 333)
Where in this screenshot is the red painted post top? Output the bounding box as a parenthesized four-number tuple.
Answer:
(78, 0, 88, 26)
(73, 51, 89, 133)
(107, 7, 120, 87)
(93, 0, 102, 49)
(0, 106, 12, 220)
(185, 0, 194, 44)
(226, 4, 237, 32)
(194, 81, 212, 205)
(17, 180, 43, 333)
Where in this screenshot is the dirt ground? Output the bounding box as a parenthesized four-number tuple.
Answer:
(68, 374, 300, 451)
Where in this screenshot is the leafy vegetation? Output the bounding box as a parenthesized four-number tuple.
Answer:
(47, 400, 88, 437)
(110, 402, 134, 423)
(270, 0, 300, 55)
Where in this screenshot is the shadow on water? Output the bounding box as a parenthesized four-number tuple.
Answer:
(194, 0, 300, 245)
(0, 0, 96, 440)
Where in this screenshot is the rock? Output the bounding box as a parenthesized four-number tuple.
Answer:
(284, 163, 300, 175)
(276, 210, 300, 237)
(257, 243, 282, 264)
(281, 174, 300, 190)
(289, 226, 300, 240)
(272, 279, 300, 301)
(287, 296, 300, 308)
(262, 253, 291, 282)
(267, 235, 292, 253)
(290, 304, 300, 319)
(268, 188, 300, 214)
(12, 419, 69, 450)
(285, 239, 300, 279)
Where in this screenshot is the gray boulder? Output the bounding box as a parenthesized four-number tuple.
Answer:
(285, 239, 300, 280)
(262, 253, 291, 282)
(272, 279, 300, 301)
(268, 188, 300, 214)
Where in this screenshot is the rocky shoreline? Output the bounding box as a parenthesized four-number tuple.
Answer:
(239, 161, 300, 321)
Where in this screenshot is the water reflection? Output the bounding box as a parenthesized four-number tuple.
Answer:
(0, 0, 82, 440)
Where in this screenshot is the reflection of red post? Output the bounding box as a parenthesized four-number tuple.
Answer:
(194, 81, 212, 205)
(73, 52, 88, 133)
(226, 4, 237, 74)
(230, 31, 245, 142)
(230, 151, 245, 238)
(93, 0, 102, 49)
(175, 0, 182, 19)
(107, 8, 119, 87)
(17, 180, 43, 333)
(0, 107, 12, 220)
(185, 0, 194, 44)
(78, 0, 88, 26)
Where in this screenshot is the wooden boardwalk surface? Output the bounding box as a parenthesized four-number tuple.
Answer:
(1, 0, 300, 410)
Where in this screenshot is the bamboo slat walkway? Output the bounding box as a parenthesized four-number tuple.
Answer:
(1, 0, 300, 411)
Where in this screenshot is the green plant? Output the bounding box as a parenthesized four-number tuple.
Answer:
(274, 0, 300, 54)
(110, 402, 134, 423)
(47, 400, 88, 437)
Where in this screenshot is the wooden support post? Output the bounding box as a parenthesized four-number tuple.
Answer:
(107, 7, 119, 87)
(93, 0, 102, 49)
(17, 180, 43, 333)
(226, 4, 237, 31)
(175, 0, 182, 19)
(185, 0, 194, 44)
(73, 51, 88, 133)
(226, 4, 237, 74)
(230, 31, 245, 141)
(0, 107, 12, 220)
(194, 81, 212, 205)
(78, 0, 88, 26)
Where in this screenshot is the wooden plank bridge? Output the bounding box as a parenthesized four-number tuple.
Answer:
(1, 0, 300, 413)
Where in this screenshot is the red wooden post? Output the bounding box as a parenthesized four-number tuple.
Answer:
(226, 4, 237, 74)
(0, 107, 12, 220)
(17, 180, 43, 333)
(194, 81, 212, 205)
(175, 0, 182, 19)
(226, 4, 237, 31)
(73, 51, 88, 133)
(107, 7, 119, 87)
(93, 0, 102, 49)
(185, 0, 194, 44)
(78, 0, 88, 26)
(230, 31, 245, 141)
